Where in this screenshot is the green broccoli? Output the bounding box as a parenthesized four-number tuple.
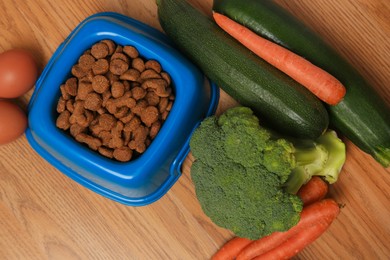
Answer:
(189, 106, 345, 239)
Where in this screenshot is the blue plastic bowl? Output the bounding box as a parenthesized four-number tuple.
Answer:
(26, 12, 219, 206)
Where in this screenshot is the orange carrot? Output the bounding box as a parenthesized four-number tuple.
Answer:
(213, 12, 346, 105)
(211, 237, 253, 260)
(253, 220, 331, 260)
(297, 176, 329, 206)
(236, 199, 340, 260)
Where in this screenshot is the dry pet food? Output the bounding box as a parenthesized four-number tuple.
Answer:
(56, 40, 175, 162)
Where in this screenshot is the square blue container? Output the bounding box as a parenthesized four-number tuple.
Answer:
(26, 12, 219, 206)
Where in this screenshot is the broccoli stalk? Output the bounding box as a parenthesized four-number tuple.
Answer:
(189, 106, 346, 240)
(284, 130, 346, 194)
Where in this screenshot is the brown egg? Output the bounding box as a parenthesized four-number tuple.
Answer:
(0, 100, 27, 145)
(0, 49, 38, 98)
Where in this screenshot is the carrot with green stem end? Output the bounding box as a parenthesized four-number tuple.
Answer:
(211, 237, 252, 260)
(236, 199, 340, 260)
(297, 176, 329, 206)
(212, 12, 346, 105)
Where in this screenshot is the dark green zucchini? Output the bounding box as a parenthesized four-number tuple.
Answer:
(156, 0, 328, 139)
(213, 0, 390, 167)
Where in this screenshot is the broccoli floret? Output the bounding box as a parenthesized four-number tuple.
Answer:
(189, 106, 346, 239)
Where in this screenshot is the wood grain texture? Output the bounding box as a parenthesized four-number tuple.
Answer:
(0, 0, 389, 259)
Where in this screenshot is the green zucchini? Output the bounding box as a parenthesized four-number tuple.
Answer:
(213, 0, 390, 167)
(156, 0, 328, 139)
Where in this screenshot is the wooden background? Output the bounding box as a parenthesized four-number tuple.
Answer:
(1, 0, 389, 259)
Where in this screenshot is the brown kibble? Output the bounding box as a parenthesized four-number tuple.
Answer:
(66, 99, 75, 113)
(75, 133, 102, 151)
(60, 84, 71, 100)
(113, 147, 133, 162)
(131, 86, 146, 100)
(132, 58, 145, 72)
(140, 106, 159, 127)
(70, 124, 86, 137)
(145, 91, 160, 106)
(114, 106, 129, 119)
(119, 111, 135, 124)
(84, 92, 102, 111)
(91, 42, 109, 59)
(131, 100, 148, 116)
(149, 120, 161, 139)
(65, 77, 78, 96)
(78, 54, 95, 71)
(145, 60, 162, 73)
(139, 69, 161, 82)
(119, 68, 140, 81)
(141, 78, 167, 90)
(77, 81, 93, 100)
(57, 97, 66, 113)
(92, 75, 110, 94)
(92, 59, 109, 75)
(128, 125, 149, 153)
(97, 130, 112, 146)
(108, 121, 124, 149)
(71, 64, 89, 78)
(101, 39, 116, 55)
(111, 52, 130, 63)
(102, 89, 112, 107)
(111, 81, 125, 98)
(123, 45, 139, 58)
(56, 110, 71, 130)
(56, 41, 175, 162)
(98, 146, 114, 159)
(98, 113, 116, 131)
(105, 71, 120, 85)
(124, 116, 141, 132)
(110, 59, 129, 75)
(158, 97, 169, 113)
(160, 72, 172, 86)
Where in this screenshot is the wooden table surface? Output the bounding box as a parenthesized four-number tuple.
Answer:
(1, 0, 389, 259)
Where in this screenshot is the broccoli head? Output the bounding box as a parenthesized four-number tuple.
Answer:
(189, 106, 345, 239)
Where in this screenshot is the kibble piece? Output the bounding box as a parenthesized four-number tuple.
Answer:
(60, 84, 71, 100)
(92, 75, 110, 94)
(110, 59, 129, 75)
(131, 86, 146, 100)
(160, 72, 172, 86)
(65, 77, 78, 96)
(71, 64, 88, 78)
(158, 97, 169, 113)
(75, 133, 102, 151)
(140, 106, 159, 127)
(78, 54, 95, 71)
(124, 116, 141, 132)
(105, 71, 120, 85)
(70, 124, 86, 137)
(84, 92, 102, 111)
(119, 68, 140, 81)
(145, 60, 162, 73)
(139, 69, 161, 82)
(91, 42, 109, 59)
(111, 81, 125, 98)
(145, 91, 160, 106)
(56, 97, 66, 113)
(149, 120, 161, 139)
(113, 147, 133, 162)
(101, 39, 116, 55)
(56, 110, 71, 130)
(92, 59, 109, 75)
(123, 45, 139, 58)
(77, 81, 93, 100)
(132, 57, 145, 72)
(66, 99, 75, 113)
